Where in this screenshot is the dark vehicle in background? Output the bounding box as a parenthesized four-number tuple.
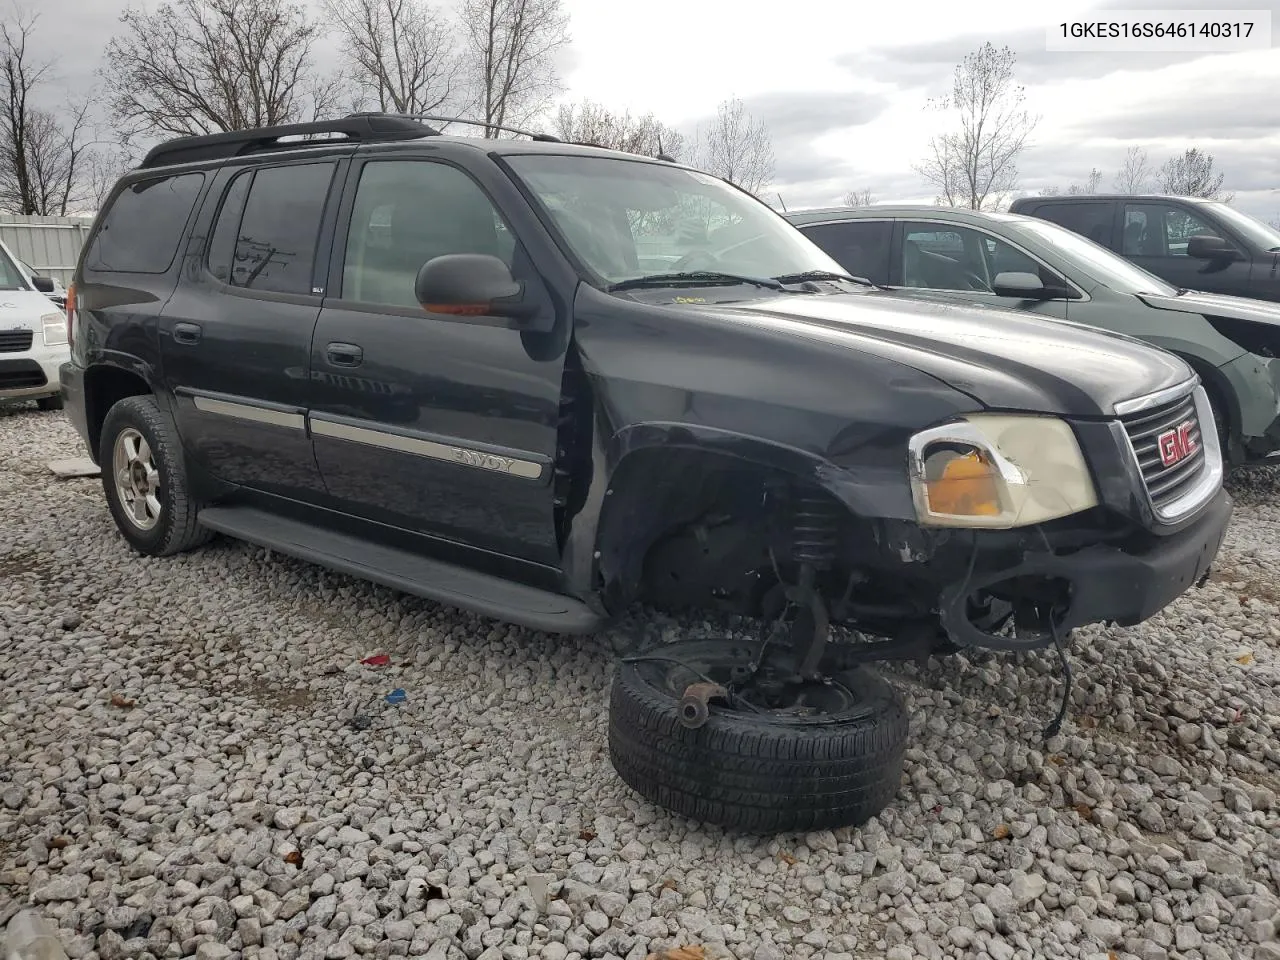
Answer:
(787, 205, 1280, 466)
(60, 114, 1230, 832)
(1008, 194, 1280, 304)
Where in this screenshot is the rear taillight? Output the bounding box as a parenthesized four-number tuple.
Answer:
(65, 283, 75, 349)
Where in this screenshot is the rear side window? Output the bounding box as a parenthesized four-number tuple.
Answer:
(1027, 202, 1114, 246)
(85, 173, 205, 274)
(224, 162, 335, 295)
(799, 220, 892, 285)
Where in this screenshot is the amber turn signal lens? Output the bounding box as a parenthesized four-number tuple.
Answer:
(424, 302, 489, 316)
(924, 450, 1002, 517)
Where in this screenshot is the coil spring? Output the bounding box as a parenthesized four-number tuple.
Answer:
(791, 491, 841, 569)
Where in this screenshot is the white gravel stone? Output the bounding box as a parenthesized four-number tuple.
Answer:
(2, 410, 1279, 960)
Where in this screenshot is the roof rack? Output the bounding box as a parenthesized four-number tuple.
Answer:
(139, 114, 438, 169)
(391, 113, 562, 143)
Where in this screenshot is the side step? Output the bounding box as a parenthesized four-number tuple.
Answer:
(197, 506, 605, 635)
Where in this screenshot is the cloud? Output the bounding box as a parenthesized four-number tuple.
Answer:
(732, 90, 890, 142)
(841, 0, 1280, 90)
(1068, 93, 1280, 141)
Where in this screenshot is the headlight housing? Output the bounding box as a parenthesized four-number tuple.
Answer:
(908, 415, 1098, 528)
(41, 311, 67, 346)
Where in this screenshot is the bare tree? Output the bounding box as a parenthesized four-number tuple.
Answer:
(0, 13, 94, 215)
(553, 99, 683, 158)
(102, 0, 343, 140)
(1158, 148, 1231, 201)
(459, 0, 569, 137)
(1113, 147, 1152, 194)
(325, 0, 459, 115)
(843, 188, 874, 207)
(914, 43, 1038, 210)
(693, 96, 775, 196)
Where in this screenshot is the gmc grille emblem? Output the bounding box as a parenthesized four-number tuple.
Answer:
(1157, 420, 1198, 468)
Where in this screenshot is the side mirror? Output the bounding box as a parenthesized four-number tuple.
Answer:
(414, 254, 536, 323)
(992, 271, 1048, 299)
(1186, 234, 1237, 261)
(31, 275, 55, 293)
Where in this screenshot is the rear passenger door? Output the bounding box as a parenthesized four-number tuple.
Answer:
(794, 219, 892, 285)
(307, 155, 567, 567)
(159, 157, 344, 498)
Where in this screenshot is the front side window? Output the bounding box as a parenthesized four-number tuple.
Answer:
(899, 223, 1072, 295)
(85, 172, 205, 274)
(900, 225, 985, 291)
(228, 162, 335, 295)
(504, 155, 845, 290)
(341, 160, 514, 308)
(1124, 203, 1224, 258)
(800, 220, 892, 284)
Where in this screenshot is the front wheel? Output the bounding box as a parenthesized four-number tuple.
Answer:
(37, 394, 63, 411)
(99, 395, 213, 556)
(608, 638, 909, 831)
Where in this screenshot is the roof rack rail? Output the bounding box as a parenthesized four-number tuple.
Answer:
(386, 113, 562, 143)
(140, 114, 438, 169)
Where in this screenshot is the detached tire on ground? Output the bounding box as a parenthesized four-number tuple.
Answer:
(100, 395, 214, 557)
(608, 638, 909, 832)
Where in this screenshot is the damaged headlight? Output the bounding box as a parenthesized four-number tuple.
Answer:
(908, 415, 1098, 528)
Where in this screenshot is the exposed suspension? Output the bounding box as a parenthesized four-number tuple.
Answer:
(758, 487, 843, 681)
(790, 491, 841, 569)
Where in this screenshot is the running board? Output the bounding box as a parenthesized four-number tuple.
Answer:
(197, 505, 605, 635)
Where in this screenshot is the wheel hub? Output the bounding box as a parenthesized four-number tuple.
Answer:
(113, 427, 162, 531)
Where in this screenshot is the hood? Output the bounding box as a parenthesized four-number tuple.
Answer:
(0, 290, 65, 328)
(717, 291, 1192, 417)
(1138, 289, 1280, 326)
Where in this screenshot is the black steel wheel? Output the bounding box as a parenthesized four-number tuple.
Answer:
(608, 638, 908, 832)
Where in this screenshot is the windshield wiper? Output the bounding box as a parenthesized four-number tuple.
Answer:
(773, 269, 875, 287)
(607, 271, 784, 292)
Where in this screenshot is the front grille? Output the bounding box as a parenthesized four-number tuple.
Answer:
(1120, 390, 1206, 511)
(0, 328, 33, 353)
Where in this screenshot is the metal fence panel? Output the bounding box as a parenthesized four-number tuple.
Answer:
(0, 215, 94, 287)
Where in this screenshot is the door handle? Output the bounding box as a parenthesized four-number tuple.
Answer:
(326, 342, 363, 367)
(173, 322, 202, 345)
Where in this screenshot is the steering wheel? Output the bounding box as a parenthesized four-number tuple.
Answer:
(963, 270, 991, 291)
(673, 250, 721, 272)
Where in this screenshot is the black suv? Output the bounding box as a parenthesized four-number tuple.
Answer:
(1009, 193, 1280, 303)
(61, 114, 1232, 832)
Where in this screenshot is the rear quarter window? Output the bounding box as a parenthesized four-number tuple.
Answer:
(84, 172, 206, 275)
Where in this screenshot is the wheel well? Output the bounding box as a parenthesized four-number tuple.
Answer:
(85, 366, 151, 460)
(595, 447, 830, 615)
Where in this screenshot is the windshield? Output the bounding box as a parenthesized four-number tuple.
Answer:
(1010, 217, 1179, 296)
(1205, 202, 1280, 252)
(504, 155, 847, 291)
(0, 245, 27, 290)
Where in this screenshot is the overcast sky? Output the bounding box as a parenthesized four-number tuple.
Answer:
(36, 0, 1280, 222)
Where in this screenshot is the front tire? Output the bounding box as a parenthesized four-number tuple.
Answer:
(608, 638, 909, 832)
(99, 395, 213, 556)
(37, 395, 63, 411)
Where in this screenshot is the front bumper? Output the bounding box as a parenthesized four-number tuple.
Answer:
(0, 350, 66, 401)
(937, 489, 1232, 648)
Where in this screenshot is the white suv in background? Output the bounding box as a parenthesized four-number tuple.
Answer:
(0, 238, 68, 411)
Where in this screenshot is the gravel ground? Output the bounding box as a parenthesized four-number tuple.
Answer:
(1, 403, 1278, 960)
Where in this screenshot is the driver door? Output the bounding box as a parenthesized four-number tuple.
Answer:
(307, 156, 567, 567)
(891, 221, 1070, 320)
